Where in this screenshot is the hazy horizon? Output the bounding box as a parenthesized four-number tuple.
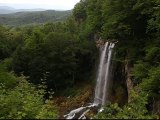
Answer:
(0, 0, 80, 10)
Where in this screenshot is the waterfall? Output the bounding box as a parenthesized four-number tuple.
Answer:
(94, 42, 115, 105)
(64, 42, 115, 119)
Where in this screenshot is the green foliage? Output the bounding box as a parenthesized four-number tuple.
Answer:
(132, 61, 150, 82)
(0, 25, 24, 60)
(145, 47, 160, 64)
(0, 26, 12, 60)
(0, 58, 13, 71)
(73, 0, 87, 22)
(12, 26, 97, 93)
(95, 103, 122, 119)
(36, 100, 58, 119)
(0, 71, 17, 88)
(73, 0, 104, 40)
(133, 45, 160, 98)
(95, 90, 158, 119)
(0, 76, 58, 119)
(0, 59, 17, 88)
(140, 67, 160, 98)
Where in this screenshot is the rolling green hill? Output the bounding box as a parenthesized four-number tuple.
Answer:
(0, 10, 72, 26)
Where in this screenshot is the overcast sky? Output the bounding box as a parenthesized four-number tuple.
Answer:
(0, 0, 80, 10)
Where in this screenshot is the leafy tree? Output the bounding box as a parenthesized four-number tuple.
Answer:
(73, 0, 87, 22)
(0, 58, 18, 88)
(0, 26, 12, 60)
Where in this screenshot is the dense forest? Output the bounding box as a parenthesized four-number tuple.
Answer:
(0, 0, 160, 119)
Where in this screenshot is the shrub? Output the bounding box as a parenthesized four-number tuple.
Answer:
(0, 76, 58, 119)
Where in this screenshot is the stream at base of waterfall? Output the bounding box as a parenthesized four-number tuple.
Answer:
(64, 42, 115, 119)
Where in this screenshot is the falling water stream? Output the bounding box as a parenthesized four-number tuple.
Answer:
(64, 42, 115, 119)
(94, 42, 115, 105)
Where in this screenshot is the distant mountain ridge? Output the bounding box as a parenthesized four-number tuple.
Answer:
(0, 6, 15, 10)
(0, 6, 16, 14)
(0, 6, 46, 14)
(0, 9, 72, 26)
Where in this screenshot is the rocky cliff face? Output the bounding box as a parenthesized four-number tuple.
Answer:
(95, 39, 105, 48)
(124, 59, 133, 103)
(153, 101, 160, 117)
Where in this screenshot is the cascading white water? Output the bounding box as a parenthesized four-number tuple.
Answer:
(94, 42, 115, 105)
(64, 42, 115, 119)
